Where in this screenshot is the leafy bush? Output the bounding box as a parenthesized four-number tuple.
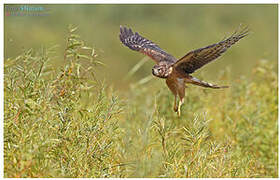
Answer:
(4, 26, 124, 177)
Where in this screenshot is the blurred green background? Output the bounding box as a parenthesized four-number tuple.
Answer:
(4, 4, 278, 88)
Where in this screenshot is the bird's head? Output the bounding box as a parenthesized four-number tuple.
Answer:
(152, 63, 172, 79)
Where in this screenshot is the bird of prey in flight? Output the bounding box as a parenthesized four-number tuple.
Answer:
(119, 25, 249, 116)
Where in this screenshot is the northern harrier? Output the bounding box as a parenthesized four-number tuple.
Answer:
(119, 25, 249, 116)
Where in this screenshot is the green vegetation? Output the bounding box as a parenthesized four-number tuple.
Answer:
(4, 24, 278, 177)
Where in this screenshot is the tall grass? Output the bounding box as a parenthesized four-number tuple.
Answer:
(4, 27, 278, 177)
(4, 26, 124, 177)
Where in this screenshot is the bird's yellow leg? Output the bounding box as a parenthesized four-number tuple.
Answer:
(177, 101, 181, 116)
(177, 98, 184, 117)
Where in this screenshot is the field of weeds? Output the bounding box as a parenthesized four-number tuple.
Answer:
(4, 25, 278, 177)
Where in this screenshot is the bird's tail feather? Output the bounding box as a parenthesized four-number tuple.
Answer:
(189, 76, 229, 89)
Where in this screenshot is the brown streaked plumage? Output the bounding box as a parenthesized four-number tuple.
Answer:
(119, 25, 249, 116)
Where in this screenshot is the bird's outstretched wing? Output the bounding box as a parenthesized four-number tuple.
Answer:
(174, 26, 249, 74)
(119, 26, 176, 64)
